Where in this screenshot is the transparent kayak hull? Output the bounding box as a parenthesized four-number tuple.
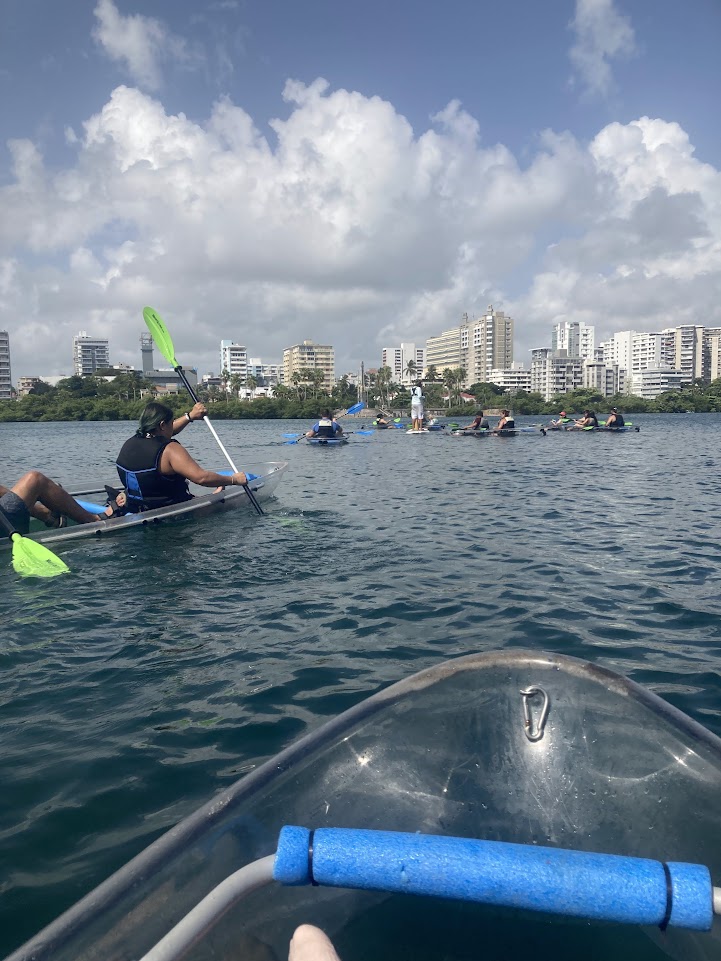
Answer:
(5, 462, 288, 547)
(7, 650, 721, 961)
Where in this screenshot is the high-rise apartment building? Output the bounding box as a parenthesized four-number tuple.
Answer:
(247, 358, 283, 389)
(424, 307, 514, 388)
(704, 329, 721, 383)
(220, 341, 249, 385)
(0, 330, 12, 399)
(73, 331, 110, 376)
(530, 348, 583, 401)
(661, 325, 704, 385)
(460, 307, 514, 386)
(381, 343, 426, 384)
(582, 362, 625, 397)
(425, 327, 462, 373)
(552, 322, 595, 360)
(283, 341, 335, 391)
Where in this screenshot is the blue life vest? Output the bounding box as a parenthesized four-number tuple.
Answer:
(116, 435, 192, 510)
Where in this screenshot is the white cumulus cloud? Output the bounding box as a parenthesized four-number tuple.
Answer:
(92, 0, 200, 91)
(569, 0, 637, 99)
(0, 81, 719, 382)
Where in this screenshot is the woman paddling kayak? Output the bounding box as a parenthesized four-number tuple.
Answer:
(116, 402, 248, 511)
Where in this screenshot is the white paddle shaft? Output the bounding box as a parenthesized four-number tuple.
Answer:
(203, 416, 239, 473)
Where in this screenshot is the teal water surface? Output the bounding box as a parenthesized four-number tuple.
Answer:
(2, 415, 721, 955)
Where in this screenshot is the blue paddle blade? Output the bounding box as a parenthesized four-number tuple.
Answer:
(345, 401, 365, 415)
(353, 430, 374, 435)
(283, 433, 302, 438)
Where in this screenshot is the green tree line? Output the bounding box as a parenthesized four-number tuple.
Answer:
(3, 370, 721, 423)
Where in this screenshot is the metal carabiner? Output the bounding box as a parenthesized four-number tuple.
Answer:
(520, 686, 550, 742)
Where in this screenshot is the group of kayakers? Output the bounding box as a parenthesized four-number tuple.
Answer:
(0, 401, 250, 535)
(453, 409, 515, 432)
(551, 408, 625, 429)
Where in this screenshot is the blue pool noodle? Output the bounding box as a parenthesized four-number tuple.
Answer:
(273, 826, 712, 931)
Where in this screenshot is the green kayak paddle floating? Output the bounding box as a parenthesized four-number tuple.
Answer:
(142, 307, 263, 516)
(0, 505, 69, 578)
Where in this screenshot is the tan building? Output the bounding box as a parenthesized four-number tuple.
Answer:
(425, 326, 462, 374)
(661, 325, 704, 385)
(17, 376, 45, 397)
(283, 340, 335, 391)
(705, 329, 721, 382)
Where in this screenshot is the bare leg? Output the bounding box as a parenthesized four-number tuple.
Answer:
(1, 482, 55, 524)
(11, 471, 120, 525)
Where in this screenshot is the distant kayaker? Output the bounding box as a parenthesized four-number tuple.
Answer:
(410, 380, 424, 431)
(574, 410, 599, 428)
(0, 474, 125, 533)
(374, 413, 390, 428)
(306, 409, 344, 439)
(551, 410, 570, 427)
(496, 409, 515, 431)
(604, 407, 625, 428)
(458, 410, 490, 431)
(116, 401, 248, 511)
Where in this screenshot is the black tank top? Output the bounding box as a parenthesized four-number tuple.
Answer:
(116, 435, 192, 509)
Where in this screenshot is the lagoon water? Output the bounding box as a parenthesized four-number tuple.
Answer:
(2, 414, 721, 956)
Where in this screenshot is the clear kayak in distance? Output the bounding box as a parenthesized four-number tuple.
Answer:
(8, 649, 721, 961)
(546, 425, 641, 433)
(450, 427, 547, 437)
(6, 461, 288, 548)
(306, 436, 349, 446)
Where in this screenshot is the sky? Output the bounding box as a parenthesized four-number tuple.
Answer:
(1, 0, 720, 380)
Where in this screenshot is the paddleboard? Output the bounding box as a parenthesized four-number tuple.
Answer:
(406, 428, 430, 434)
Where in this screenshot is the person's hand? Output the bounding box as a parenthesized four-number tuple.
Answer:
(288, 925, 341, 961)
(189, 402, 207, 421)
(230, 471, 248, 487)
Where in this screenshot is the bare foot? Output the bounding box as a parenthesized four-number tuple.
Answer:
(288, 925, 341, 961)
(101, 490, 127, 519)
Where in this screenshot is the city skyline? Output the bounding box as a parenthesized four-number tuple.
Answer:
(0, 1, 718, 381)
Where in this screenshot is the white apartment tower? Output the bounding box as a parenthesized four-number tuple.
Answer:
(73, 331, 110, 376)
(220, 341, 249, 386)
(381, 343, 426, 384)
(460, 307, 514, 387)
(530, 348, 583, 401)
(0, 330, 11, 399)
(552, 322, 595, 360)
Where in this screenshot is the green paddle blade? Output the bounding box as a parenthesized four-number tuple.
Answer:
(143, 307, 178, 368)
(10, 532, 70, 578)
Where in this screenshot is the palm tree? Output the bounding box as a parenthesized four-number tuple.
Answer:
(442, 368, 455, 407)
(375, 366, 393, 409)
(246, 375, 258, 398)
(310, 368, 325, 398)
(425, 364, 439, 383)
(404, 359, 417, 383)
(229, 373, 242, 398)
(221, 367, 230, 399)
